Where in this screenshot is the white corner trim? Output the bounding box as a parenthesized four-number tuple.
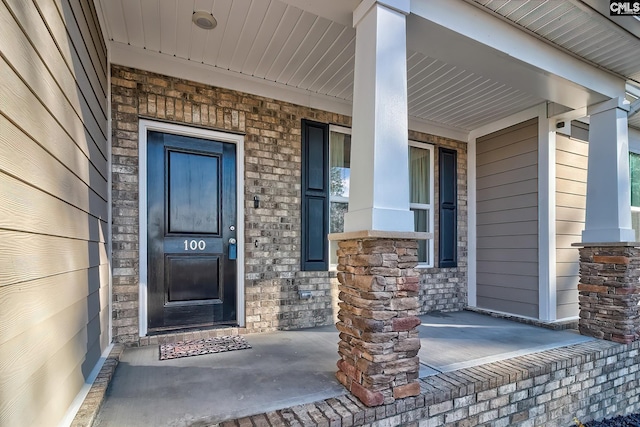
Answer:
(58, 343, 114, 427)
(538, 107, 557, 322)
(138, 120, 246, 336)
(467, 135, 477, 307)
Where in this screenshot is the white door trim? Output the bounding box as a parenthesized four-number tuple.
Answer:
(138, 119, 245, 336)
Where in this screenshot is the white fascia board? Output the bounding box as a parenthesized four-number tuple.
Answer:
(409, 117, 468, 142)
(110, 42, 353, 117)
(408, 0, 625, 106)
(468, 104, 543, 140)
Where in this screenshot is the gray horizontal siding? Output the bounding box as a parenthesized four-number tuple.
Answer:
(476, 118, 538, 318)
(554, 131, 588, 320)
(0, 0, 108, 425)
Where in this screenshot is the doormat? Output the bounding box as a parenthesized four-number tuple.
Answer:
(159, 335, 251, 360)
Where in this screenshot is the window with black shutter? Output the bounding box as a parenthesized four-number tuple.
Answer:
(301, 120, 329, 270)
(439, 148, 457, 268)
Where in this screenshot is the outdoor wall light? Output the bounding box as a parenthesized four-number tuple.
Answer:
(192, 11, 217, 30)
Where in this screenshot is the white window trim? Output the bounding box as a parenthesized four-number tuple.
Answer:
(409, 140, 435, 268)
(326, 126, 435, 269)
(329, 125, 352, 270)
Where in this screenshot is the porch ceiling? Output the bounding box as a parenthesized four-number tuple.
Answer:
(470, 0, 640, 84)
(98, 0, 640, 133)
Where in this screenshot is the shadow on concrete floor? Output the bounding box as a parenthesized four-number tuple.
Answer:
(94, 311, 593, 427)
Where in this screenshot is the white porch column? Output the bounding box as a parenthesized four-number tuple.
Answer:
(343, 0, 413, 233)
(582, 97, 635, 243)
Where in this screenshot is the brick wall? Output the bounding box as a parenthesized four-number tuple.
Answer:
(110, 64, 467, 343)
(222, 339, 640, 427)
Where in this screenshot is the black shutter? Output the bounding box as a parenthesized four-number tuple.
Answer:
(439, 148, 457, 268)
(301, 119, 329, 271)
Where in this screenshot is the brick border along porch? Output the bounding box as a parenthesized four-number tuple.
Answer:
(219, 339, 640, 427)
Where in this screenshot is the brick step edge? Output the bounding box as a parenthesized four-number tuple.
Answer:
(70, 344, 125, 427)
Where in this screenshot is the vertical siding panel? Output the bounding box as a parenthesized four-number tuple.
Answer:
(0, 0, 108, 426)
(476, 119, 539, 318)
(554, 131, 588, 319)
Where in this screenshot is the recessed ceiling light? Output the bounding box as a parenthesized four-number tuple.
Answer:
(192, 11, 217, 30)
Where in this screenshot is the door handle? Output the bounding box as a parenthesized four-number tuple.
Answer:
(228, 238, 237, 260)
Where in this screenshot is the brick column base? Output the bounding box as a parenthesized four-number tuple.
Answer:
(577, 245, 640, 344)
(335, 237, 421, 406)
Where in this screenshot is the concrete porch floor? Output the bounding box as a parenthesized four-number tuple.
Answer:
(93, 311, 594, 427)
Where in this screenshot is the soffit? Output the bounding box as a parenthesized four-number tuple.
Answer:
(98, 0, 629, 132)
(469, 0, 640, 84)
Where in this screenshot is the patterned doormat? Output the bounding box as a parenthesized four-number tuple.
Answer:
(159, 335, 251, 360)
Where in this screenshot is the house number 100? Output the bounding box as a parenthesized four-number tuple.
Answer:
(183, 239, 206, 251)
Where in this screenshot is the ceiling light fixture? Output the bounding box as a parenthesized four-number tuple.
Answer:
(192, 11, 217, 30)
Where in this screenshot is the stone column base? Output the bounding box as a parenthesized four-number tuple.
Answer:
(576, 244, 640, 344)
(333, 236, 422, 406)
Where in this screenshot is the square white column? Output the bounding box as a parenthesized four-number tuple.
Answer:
(582, 97, 635, 243)
(343, 0, 414, 233)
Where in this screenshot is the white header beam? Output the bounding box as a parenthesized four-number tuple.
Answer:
(408, 0, 625, 109)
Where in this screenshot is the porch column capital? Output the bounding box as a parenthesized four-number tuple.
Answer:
(353, 0, 410, 28)
(582, 96, 635, 243)
(345, 0, 414, 233)
(587, 96, 630, 116)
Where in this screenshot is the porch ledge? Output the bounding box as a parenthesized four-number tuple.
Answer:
(571, 241, 640, 247)
(219, 339, 638, 427)
(328, 230, 432, 241)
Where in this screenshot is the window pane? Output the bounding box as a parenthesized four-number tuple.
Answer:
(411, 208, 429, 264)
(330, 202, 348, 234)
(330, 132, 351, 198)
(631, 153, 640, 207)
(409, 146, 430, 204)
(633, 210, 640, 241)
(329, 201, 348, 265)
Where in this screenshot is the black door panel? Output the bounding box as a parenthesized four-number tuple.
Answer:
(147, 131, 237, 330)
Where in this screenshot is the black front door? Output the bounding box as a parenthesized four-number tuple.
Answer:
(147, 131, 237, 331)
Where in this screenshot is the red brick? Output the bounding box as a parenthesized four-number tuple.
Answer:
(337, 359, 361, 382)
(392, 316, 421, 332)
(593, 255, 630, 265)
(577, 284, 609, 294)
(611, 334, 637, 344)
(350, 381, 385, 407)
(614, 287, 640, 295)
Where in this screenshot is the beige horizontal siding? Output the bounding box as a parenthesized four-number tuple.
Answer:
(476, 118, 538, 318)
(554, 132, 588, 320)
(0, 0, 108, 426)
